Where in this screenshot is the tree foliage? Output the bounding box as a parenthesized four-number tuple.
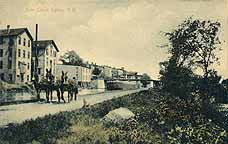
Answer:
(165, 18, 221, 77)
(140, 73, 151, 87)
(92, 67, 102, 76)
(160, 18, 222, 100)
(60, 50, 84, 66)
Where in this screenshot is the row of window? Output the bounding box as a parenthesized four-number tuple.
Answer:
(0, 37, 14, 46)
(1, 48, 56, 59)
(0, 37, 31, 47)
(18, 61, 30, 70)
(0, 60, 30, 70)
(0, 48, 13, 57)
(18, 49, 30, 59)
(0, 48, 30, 59)
(0, 60, 12, 69)
(18, 37, 30, 47)
(0, 73, 30, 82)
(46, 58, 56, 67)
(46, 47, 57, 57)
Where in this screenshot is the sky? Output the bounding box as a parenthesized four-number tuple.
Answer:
(0, 0, 227, 79)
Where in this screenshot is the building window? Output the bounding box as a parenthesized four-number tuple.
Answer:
(18, 61, 20, 68)
(8, 59, 12, 69)
(0, 73, 4, 81)
(20, 74, 24, 82)
(27, 63, 30, 70)
(0, 37, 3, 44)
(53, 61, 55, 68)
(18, 37, 21, 45)
(27, 75, 30, 81)
(28, 40, 30, 47)
(9, 74, 13, 82)
(38, 68, 41, 75)
(9, 38, 14, 46)
(23, 38, 26, 46)
(53, 51, 57, 57)
(0, 61, 3, 69)
(28, 51, 30, 59)
(8, 48, 12, 57)
(46, 58, 48, 66)
(23, 50, 26, 58)
(18, 49, 21, 57)
(0, 49, 3, 57)
(46, 48, 49, 56)
(50, 60, 52, 69)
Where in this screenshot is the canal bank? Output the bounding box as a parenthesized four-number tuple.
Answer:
(0, 89, 143, 127)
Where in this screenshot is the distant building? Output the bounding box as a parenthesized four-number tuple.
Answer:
(56, 64, 92, 87)
(112, 67, 118, 79)
(99, 65, 112, 78)
(0, 26, 33, 83)
(136, 74, 143, 80)
(126, 71, 138, 79)
(32, 40, 59, 80)
(117, 67, 125, 79)
(111, 67, 126, 79)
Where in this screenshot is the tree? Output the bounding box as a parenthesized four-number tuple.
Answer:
(160, 18, 222, 100)
(92, 67, 102, 76)
(140, 73, 151, 87)
(165, 18, 221, 77)
(60, 50, 84, 66)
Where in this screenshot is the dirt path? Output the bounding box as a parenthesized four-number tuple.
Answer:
(0, 89, 143, 127)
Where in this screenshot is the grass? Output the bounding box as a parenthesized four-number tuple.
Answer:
(56, 115, 110, 144)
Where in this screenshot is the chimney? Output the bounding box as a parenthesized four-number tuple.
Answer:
(7, 25, 10, 34)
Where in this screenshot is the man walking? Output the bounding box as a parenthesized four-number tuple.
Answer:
(73, 77, 78, 101)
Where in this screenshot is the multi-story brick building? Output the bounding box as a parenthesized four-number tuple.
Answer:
(32, 40, 59, 80)
(0, 26, 33, 83)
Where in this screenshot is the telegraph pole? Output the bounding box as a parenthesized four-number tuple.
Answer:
(34, 24, 40, 100)
(35, 24, 38, 73)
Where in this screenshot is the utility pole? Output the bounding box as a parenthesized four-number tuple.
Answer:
(35, 24, 38, 73)
(34, 24, 40, 100)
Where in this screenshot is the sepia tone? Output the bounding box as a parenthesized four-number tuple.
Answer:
(0, 0, 228, 143)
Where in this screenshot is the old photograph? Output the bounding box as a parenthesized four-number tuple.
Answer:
(0, 0, 228, 143)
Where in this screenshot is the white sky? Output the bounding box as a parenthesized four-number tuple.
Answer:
(0, 0, 227, 79)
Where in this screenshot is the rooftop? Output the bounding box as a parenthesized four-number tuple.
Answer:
(0, 27, 33, 40)
(33, 40, 59, 52)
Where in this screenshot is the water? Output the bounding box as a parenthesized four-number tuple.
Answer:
(0, 91, 37, 103)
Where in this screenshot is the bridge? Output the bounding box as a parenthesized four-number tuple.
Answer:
(104, 78, 162, 88)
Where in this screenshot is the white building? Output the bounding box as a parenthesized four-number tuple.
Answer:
(103, 65, 112, 78)
(0, 26, 33, 83)
(56, 64, 92, 87)
(32, 40, 59, 80)
(117, 67, 126, 79)
(98, 65, 112, 78)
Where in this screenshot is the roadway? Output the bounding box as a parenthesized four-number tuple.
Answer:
(0, 89, 143, 127)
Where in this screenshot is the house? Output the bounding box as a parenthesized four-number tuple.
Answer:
(32, 40, 59, 80)
(56, 64, 92, 87)
(0, 25, 33, 83)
